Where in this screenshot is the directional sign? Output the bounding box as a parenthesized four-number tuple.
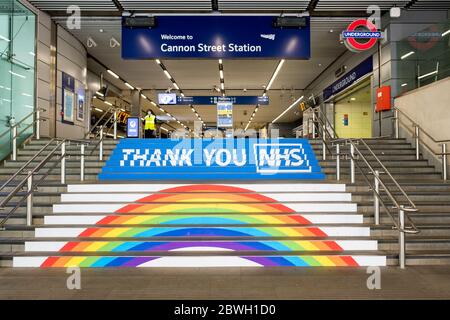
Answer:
(176, 96, 269, 106)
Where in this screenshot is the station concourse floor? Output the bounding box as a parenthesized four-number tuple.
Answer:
(1, 266, 450, 299)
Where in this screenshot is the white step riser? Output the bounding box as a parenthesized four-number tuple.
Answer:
(13, 256, 387, 267)
(24, 240, 378, 252)
(43, 214, 364, 225)
(67, 183, 347, 193)
(34, 227, 370, 238)
(52, 203, 358, 213)
(60, 193, 352, 203)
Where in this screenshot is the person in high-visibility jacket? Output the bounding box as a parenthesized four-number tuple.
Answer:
(144, 110, 156, 138)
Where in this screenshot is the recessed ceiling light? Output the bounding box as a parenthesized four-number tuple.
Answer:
(401, 51, 415, 60)
(124, 82, 134, 90)
(401, 83, 408, 87)
(99, 29, 104, 33)
(350, 97, 356, 101)
(107, 69, 120, 79)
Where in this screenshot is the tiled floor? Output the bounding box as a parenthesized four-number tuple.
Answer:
(1, 266, 450, 299)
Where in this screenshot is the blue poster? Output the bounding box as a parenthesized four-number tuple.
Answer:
(62, 72, 75, 124)
(99, 139, 325, 181)
(122, 16, 310, 59)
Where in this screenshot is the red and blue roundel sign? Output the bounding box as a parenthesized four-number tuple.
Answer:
(342, 19, 383, 53)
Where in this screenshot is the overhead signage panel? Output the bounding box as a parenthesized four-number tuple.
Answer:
(217, 101, 233, 128)
(176, 96, 269, 105)
(122, 16, 310, 59)
(323, 57, 373, 101)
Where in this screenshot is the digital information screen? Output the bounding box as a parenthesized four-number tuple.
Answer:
(217, 101, 233, 128)
(158, 93, 177, 105)
(127, 117, 140, 138)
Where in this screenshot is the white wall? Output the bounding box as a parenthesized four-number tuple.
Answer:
(396, 76, 450, 170)
(396, 76, 450, 140)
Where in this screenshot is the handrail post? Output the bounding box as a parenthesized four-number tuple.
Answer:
(350, 143, 355, 184)
(61, 141, 66, 184)
(12, 126, 17, 161)
(26, 171, 33, 226)
(80, 144, 85, 182)
(336, 144, 340, 181)
(442, 143, 447, 181)
(414, 125, 420, 160)
(394, 108, 399, 139)
(113, 110, 118, 140)
(374, 170, 380, 225)
(399, 205, 406, 269)
(312, 113, 316, 138)
(36, 109, 40, 140)
(99, 127, 104, 161)
(322, 125, 326, 161)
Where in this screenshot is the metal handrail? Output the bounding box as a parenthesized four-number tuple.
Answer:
(85, 106, 116, 139)
(0, 108, 46, 140)
(88, 112, 117, 158)
(394, 107, 450, 144)
(312, 107, 420, 268)
(0, 138, 56, 194)
(0, 138, 93, 228)
(394, 107, 450, 180)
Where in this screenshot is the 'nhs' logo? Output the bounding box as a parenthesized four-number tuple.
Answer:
(254, 143, 312, 174)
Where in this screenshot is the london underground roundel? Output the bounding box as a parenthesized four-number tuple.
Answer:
(342, 19, 382, 53)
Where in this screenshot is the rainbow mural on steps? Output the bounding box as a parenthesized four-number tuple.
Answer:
(16, 184, 386, 268)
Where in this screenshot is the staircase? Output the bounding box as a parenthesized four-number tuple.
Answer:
(1, 137, 450, 267)
(311, 138, 450, 265)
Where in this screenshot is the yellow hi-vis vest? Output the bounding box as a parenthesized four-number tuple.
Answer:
(144, 115, 156, 130)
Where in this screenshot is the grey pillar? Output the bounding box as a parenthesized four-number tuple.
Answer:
(130, 89, 142, 138)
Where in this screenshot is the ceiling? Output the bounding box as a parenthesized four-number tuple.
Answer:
(28, 0, 448, 13)
(36, 0, 448, 132)
(53, 15, 355, 131)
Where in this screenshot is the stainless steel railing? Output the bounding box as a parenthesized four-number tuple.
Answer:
(0, 108, 47, 161)
(394, 107, 450, 180)
(311, 107, 419, 268)
(0, 106, 121, 230)
(0, 138, 93, 229)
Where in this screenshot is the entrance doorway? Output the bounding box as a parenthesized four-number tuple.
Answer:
(334, 79, 372, 138)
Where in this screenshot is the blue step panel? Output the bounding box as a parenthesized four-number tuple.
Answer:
(99, 138, 325, 181)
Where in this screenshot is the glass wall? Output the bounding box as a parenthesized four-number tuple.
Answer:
(394, 20, 450, 95)
(0, 0, 36, 161)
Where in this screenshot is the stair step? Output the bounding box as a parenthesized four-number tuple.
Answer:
(21, 239, 378, 252)
(42, 214, 363, 225)
(52, 202, 358, 213)
(33, 226, 371, 238)
(12, 254, 386, 267)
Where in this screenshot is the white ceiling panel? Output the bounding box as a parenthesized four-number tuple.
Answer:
(29, 0, 118, 11)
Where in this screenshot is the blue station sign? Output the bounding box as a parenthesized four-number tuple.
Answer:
(99, 139, 325, 181)
(176, 96, 269, 106)
(323, 57, 373, 101)
(122, 16, 311, 59)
